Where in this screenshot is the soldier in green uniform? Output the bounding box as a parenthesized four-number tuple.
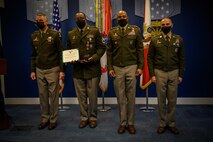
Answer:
(30, 12, 65, 130)
(148, 18, 186, 135)
(107, 10, 144, 134)
(66, 12, 106, 129)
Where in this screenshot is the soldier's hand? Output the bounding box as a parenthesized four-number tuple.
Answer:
(135, 69, 143, 76)
(109, 70, 116, 78)
(79, 59, 87, 63)
(70, 60, 78, 63)
(178, 77, 183, 84)
(31, 72, 36, 80)
(59, 72, 65, 80)
(79, 57, 93, 63)
(151, 76, 156, 83)
(87, 57, 93, 62)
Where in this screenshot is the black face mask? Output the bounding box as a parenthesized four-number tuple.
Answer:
(161, 26, 171, 34)
(76, 20, 86, 29)
(118, 19, 127, 27)
(36, 22, 45, 30)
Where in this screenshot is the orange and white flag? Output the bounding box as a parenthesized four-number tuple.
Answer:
(99, 51, 108, 93)
(140, 0, 152, 89)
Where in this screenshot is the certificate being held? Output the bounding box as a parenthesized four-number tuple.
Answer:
(62, 49, 79, 63)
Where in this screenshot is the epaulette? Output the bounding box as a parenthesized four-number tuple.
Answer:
(111, 27, 118, 30)
(32, 30, 40, 36)
(51, 29, 58, 32)
(110, 26, 119, 31)
(35, 30, 40, 33)
(87, 25, 98, 30)
(131, 25, 140, 30)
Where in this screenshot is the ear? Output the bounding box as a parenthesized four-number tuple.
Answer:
(45, 20, 48, 26)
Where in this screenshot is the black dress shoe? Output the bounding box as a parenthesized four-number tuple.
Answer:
(157, 126, 166, 134)
(127, 125, 136, 134)
(48, 123, 57, 130)
(89, 120, 97, 128)
(117, 125, 126, 134)
(168, 126, 179, 135)
(79, 120, 88, 128)
(38, 122, 49, 130)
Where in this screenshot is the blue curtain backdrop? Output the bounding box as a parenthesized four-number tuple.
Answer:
(1, 0, 212, 98)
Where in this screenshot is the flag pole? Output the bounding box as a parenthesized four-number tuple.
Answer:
(139, 86, 155, 112)
(52, 0, 69, 111)
(96, 0, 111, 112)
(59, 93, 64, 110)
(97, 92, 111, 112)
(139, 0, 155, 112)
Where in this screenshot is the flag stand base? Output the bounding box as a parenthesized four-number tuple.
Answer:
(58, 93, 70, 111)
(97, 105, 111, 112)
(59, 106, 70, 111)
(139, 87, 155, 112)
(98, 92, 111, 112)
(139, 106, 155, 112)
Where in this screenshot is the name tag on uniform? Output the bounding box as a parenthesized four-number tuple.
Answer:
(62, 49, 79, 63)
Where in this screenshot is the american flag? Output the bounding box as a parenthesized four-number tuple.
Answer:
(52, 0, 63, 94)
(52, 0, 60, 30)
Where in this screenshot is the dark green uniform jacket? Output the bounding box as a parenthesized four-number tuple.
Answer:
(31, 28, 64, 72)
(148, 33, 186, 77)
(107, 24, 144, 71)
(67, 25, 106, 79)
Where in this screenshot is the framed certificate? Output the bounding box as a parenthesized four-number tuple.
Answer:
(62, 49, 79, 63)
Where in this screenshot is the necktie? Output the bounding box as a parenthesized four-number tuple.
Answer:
(165, 35, 170, 45)
(121, 28, 124, 34)
(80, 30, 83, 36)
(165, 35, 170, 42)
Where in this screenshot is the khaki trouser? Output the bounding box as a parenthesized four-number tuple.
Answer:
(36, 66, 60, 123)
(73, 77, 99, 121)
(154, 69, 179, 127)
(113, 65, 137, 126)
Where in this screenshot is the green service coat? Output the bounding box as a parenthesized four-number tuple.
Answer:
(107, 24, 144, 71)
(31, 28, 64, 72)
(148, 33, 186, 77)
(67, 25, 106, 79)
